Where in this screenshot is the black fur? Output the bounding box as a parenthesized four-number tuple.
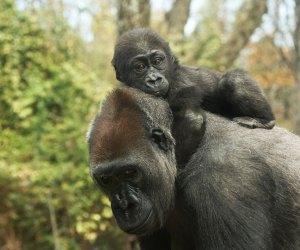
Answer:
(112, 28, 275, 166)
(88, 88, 300, 250)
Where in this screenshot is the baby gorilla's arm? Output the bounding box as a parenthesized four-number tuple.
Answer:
(215, 70, 275, 129)
(172, 109, 206, 167)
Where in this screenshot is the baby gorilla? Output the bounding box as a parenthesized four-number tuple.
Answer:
(112, 28, 275, 165)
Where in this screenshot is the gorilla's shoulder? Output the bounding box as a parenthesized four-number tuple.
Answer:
(181, 113, 300, 187)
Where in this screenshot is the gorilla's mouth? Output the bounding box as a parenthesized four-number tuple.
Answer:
(113, 199, 154, 235)
(125, 209, 153, 234)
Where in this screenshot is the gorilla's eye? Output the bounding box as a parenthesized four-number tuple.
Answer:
(99, 175, 112, 186)
(151, 129, 168, 151)
(153, 57, 163, 66)
(136, 63, 146, 72)
(123, 169, 137, 178)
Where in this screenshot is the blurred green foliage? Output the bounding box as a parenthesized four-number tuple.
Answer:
(0, 0, 127, 249)
(0, 0, 295, 249)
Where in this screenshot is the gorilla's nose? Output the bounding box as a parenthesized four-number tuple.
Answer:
(117, 197, 128, 210)
(146, 75, 162, 89)
(114, 193, 138, 212)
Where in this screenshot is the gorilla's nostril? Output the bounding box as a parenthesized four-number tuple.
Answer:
(119, 199, 128, 210)
(146, 81, 156, 89)
(118, 198, 138, 212)
(146, 80, 155, 85)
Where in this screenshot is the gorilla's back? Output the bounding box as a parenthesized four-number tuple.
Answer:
(181, 113, 300, 249)
(200, 113, 300, 179)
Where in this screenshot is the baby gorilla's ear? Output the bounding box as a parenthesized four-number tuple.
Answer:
(113, 65, 122, 82)
(171, 54, 179, 66)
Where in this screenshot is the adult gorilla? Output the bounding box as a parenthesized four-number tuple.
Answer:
(88, 87, 300, 250)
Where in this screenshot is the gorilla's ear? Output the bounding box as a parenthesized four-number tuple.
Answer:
(113, 65, 122, 82)
(172, 54, 179, 66)
(166, 42, 179, 66)
(116, 71, 122, 82)
(151, 128, 169, 151)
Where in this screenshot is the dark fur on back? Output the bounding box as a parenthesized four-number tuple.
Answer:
(139, 112, 300, 250)
(173, 114, 300, 249)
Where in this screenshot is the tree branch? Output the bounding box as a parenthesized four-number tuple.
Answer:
(214, 0, 267, 70)
(48, 193, 60, 250)
(291, 0, 300, 134)
(165, 0, 192, 36)
(117, 0, 150, 36)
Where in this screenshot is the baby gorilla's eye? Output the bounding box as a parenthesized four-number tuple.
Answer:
(136, 63, 146, 72)
(153, 57, 163, 66)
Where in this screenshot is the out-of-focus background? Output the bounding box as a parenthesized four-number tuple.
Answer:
(0, 0, 299, 249)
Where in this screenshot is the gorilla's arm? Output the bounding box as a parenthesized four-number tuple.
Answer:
(215, 70, 275, 129)
(169, 67, 275, 130)
(168, 68, 275, 165)
(171, 104, 206, 167)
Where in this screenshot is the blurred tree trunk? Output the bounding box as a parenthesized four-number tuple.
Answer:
(214, 0, 267, 70)
(292, 0, 300, 134)
(165, 0, 192, 36)
(116, 0, 192, 38)
(117, 0, 150, 36)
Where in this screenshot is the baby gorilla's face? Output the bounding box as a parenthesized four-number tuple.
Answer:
(112, 29, 177, 98)
(123, 49, 171, 97)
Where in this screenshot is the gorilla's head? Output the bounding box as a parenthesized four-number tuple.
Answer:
(87, 87, 176, 235)
(112, 28, 178, 97)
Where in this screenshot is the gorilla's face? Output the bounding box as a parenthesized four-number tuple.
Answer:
(91, 147, 174, 235)
(88, 88, 176, 235)
(112, 28, 178, 98)
(124, 49, 170, 97)
(91, 159, 157, 235)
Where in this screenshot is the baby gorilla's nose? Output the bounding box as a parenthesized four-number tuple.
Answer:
(146, 73, 162, 89)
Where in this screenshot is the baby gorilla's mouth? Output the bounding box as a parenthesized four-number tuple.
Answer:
(152, 91, 163, 97)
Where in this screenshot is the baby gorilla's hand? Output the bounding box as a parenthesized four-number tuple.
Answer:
(233, 117, 275, 129)
(184, 109, 205, 131)
(172, 108, 206, 167)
